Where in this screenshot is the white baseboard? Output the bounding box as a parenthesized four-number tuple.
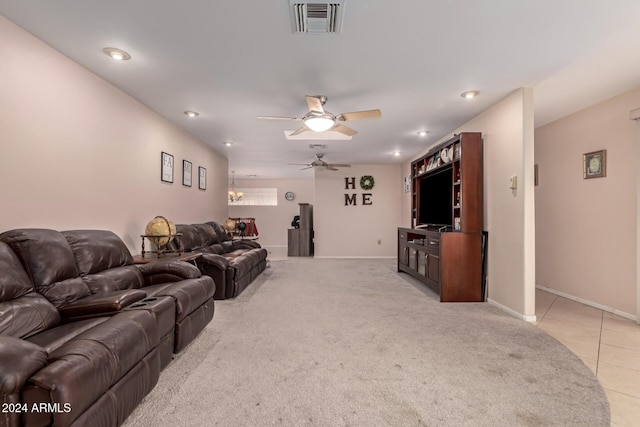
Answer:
(313, 256, 397, 259)
(487, 298, 537, 323)
(536, 285, 637, 322)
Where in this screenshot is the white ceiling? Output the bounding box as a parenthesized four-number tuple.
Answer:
(2, 0, 640, 179)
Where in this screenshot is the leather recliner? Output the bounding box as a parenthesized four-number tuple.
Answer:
(0, 228, 216, 355)
(170, 222, 268, 299)
(0, 241, 162, 427)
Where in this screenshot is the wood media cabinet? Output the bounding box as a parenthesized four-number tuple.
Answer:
(398, 132, 485, 302)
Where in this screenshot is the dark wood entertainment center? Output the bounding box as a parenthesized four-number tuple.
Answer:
(398, 132, 484, 302)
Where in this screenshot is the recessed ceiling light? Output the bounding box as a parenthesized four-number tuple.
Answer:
(461, 90, 479, 99)
(223, 142, 233, 147)
(394, 151, 401, 157)
(417, 131, 428, 137)
(184, 111, 199, 118)
(103, 47, 131, 61)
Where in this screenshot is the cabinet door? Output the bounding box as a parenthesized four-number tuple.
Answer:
(409, 248, 418, 270)
(398, 244, 410, 267)
(426, 253, 440, 283)
(417, 249, 427, 276)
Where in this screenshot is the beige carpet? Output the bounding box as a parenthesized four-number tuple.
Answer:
(124, 258, 610, 426)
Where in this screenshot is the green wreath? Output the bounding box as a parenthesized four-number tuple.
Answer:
(360, 175, 375, 190)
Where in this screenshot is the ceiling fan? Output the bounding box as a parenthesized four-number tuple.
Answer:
(257, 95, 381, 136)
(289, 153, 351, 171)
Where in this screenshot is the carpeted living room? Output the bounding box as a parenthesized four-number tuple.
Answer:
(2, 1, 640, 426)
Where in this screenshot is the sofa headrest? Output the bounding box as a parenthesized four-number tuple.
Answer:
(173, 223, 219, 251)
(206, 222, 228, 243)
(193, 224, 218, 245)
(0, 229, 90, 308)
(62, 230, 133, 275)
(0, 241, 61, 338)
(0, 241, 34, 301)
(174, 224, 201, 251)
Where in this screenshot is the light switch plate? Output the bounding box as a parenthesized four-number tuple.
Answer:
(509, 175, 517, 189)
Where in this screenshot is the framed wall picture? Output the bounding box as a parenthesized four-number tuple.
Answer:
(183, 160, 192, 187)
(198, 166, 206, 190)
(161, 152, 174, 183)
(403, 176, 411, 193)
(583, 150, 606, 179)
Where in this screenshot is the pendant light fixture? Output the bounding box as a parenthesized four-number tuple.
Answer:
(228, 171, 243, 202)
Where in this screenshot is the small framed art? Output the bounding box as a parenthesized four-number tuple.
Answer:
(183, 160, 192, 187)
(583, 150, 606, 179)
(403, 176, 411, 193)
(198, 166, 207, 190)
(161, 152, 174, 183)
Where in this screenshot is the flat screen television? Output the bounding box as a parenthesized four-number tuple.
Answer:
(418, 167, 453, 227)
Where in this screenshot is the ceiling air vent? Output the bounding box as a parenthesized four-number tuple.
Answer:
(290, 1, 345, 34)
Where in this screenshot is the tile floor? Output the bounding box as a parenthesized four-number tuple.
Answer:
(535, 289, 640, 426)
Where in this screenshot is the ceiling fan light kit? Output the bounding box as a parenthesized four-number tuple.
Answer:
(258, 94, 381, 137)
(303, 113, 335, 132)
(288, 153, 351, 172)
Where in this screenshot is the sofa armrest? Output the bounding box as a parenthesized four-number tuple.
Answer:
(58, 289, 147, 319)
(138, 260, 202, 280)
(198, 253, 230, 271)
(0, 335, 48, 394)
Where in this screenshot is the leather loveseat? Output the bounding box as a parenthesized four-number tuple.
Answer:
(0, 228, 216, 426)
(170, 222, 268, 300)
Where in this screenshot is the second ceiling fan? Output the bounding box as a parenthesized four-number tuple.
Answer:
(257, 95, 381, 136)
(289, 153, 351, 171)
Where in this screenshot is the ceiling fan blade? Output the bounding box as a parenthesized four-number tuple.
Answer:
(336, 109, 382, 121)
(288, 163, 312, 166)
(290, 125, 310, 136)
(300, 166, 313, 170)
(327, 163, 351, 168)
(331, 124, 358, 136)
(256, 116, 301, 121)
(326, 166, 339, 171)
(305, 95, 324, 113)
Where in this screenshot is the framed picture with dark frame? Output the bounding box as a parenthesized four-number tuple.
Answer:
(198, 166, 206, 190)
(183, 160, 192, 187)
(583, 150, 606, 179)
(161, 152, 174, 183)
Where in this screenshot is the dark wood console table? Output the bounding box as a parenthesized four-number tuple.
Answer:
(398, 228, 483, 302)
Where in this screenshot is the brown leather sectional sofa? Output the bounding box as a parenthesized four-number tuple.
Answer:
(171, 221, 268, 300)
(0, 228, 216, 427)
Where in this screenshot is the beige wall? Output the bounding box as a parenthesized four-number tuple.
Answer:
(0, 17, 228, 253)
(314, 165, 402, 258)
(228, 178, 314, 258)
(403, 89, 536, 319)
(535, 87, 640, 317)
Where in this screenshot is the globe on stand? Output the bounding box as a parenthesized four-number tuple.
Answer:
(224, 218, 237, 237)
(144, 216, 176, 249)
(237, 221, 247, 237)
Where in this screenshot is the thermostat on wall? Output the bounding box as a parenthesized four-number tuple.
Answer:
(285, 191, 295, 201)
